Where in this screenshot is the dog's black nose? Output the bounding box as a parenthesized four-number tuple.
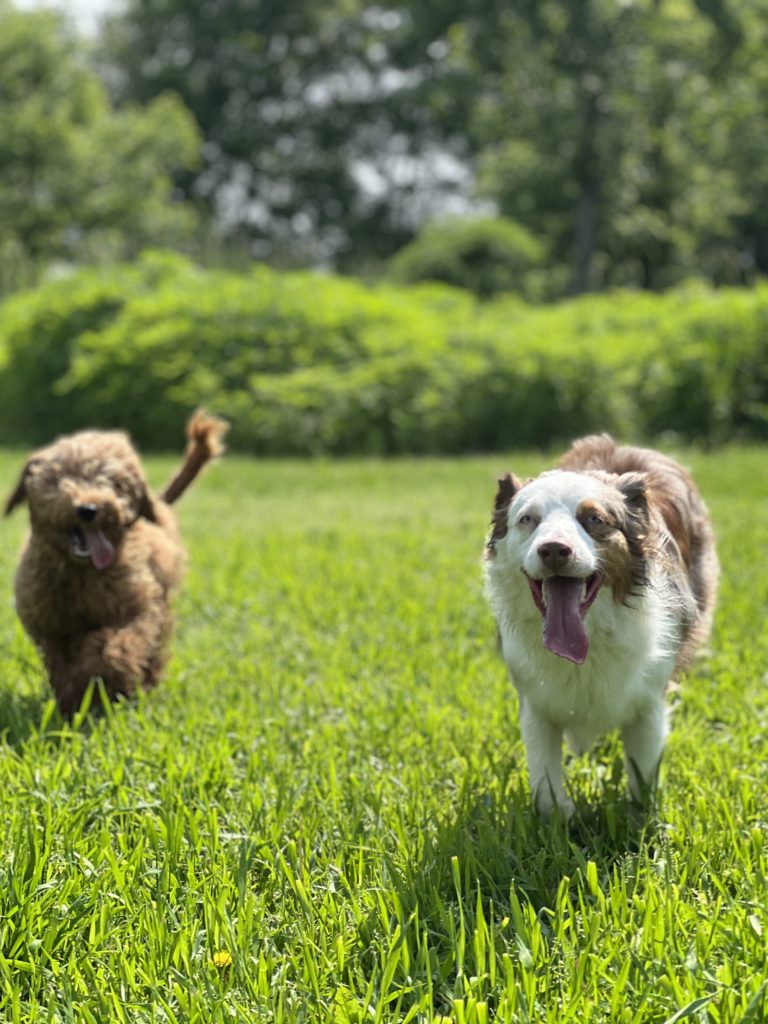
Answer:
(76, 504, 98, 523)
(537, 541, 573, 570)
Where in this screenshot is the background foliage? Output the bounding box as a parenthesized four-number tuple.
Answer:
(2, 0, 768, 451)
(1, 252, 767, 453)
(3, 0, 768, 293)
(97, 0, 768, 289)
(0, 3, 200, 295)
(388, 217, 545, 299)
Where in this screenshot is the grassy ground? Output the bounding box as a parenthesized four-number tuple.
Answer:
(0, 445, 766, 1022)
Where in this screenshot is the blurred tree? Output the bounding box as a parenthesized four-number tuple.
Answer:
(453, 0, 763, 291)
(100, 0, 479, 269)
(99, 0, 768, 292)
(718, 2, 768, 280)
(0, 3, 200, 293)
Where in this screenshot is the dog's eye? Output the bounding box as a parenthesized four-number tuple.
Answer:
(518, 513, 534, 526)
(587, 513, 603, 526)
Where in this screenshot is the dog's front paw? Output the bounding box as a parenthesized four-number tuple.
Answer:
(534, 786, 574, 821)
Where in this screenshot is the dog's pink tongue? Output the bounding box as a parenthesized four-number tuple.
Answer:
(542, 577, 588, 664)
(85, 529, 115, 570)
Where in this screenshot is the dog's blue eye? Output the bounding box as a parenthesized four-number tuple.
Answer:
(518, 513, 533, 525)
(587, 514, 603, 525)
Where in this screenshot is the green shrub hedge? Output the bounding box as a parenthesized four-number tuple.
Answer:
(0, 250, 767, 453)
(388, 215, 546, 298)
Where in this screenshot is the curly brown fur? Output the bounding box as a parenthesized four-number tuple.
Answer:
(5, 409, 228, 716)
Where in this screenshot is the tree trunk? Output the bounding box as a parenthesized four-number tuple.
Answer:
(571, 87, 600, 295)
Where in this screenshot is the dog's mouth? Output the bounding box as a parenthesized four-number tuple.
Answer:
(71, 526, 116, 570)
(525, 572, 603, 664)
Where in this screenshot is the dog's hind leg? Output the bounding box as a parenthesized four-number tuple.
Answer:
(622, 698, 668, 805)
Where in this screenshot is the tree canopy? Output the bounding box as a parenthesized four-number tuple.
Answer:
(5, 0, 768, 295)
(0, 2, 200, 293)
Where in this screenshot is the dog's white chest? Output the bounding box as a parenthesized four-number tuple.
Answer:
(497, 587, 676, 749)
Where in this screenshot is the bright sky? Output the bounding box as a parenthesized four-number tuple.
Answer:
(14, 0, 122, 33)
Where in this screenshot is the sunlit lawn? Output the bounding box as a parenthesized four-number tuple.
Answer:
(0, 445, 766, 1022)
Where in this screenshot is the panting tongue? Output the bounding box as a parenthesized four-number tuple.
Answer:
(542, 576, 589, 664)
(85, 528, 115, 570)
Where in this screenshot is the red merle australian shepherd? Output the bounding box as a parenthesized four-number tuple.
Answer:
(483, 434, 718, 817)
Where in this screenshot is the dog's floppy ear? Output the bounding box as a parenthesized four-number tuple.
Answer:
(619, 470, 691, 568)
(487, 472, 524, 551)
(4, 461, 33, 516)
(616, 471, 648, 509)
(615, 471, 652, 562)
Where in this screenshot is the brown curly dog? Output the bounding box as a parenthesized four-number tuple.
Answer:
(5, 410, 228, 716)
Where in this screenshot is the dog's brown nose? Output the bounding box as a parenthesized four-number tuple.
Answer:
(76, 504, 98, 522)
(537, 541, 572, 570)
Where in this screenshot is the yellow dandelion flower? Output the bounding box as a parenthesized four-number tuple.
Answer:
(212, 950, 233, 969)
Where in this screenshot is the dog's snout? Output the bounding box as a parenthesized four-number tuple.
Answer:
(76, 504, 98, 523)
(537, 541, 573, 570)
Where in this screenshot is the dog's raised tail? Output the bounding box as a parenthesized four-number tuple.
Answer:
(161, 409, 229, 505)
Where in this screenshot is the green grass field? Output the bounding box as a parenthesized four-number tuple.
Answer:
(0, 447, 766, 1023)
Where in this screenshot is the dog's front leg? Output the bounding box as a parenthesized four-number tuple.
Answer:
(622, 698, 668, 805)
(80, 617, 169, 698)
(518, 698, 572, 818)
(46, 616, 169, 716)
(46, 654, 97, 718)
